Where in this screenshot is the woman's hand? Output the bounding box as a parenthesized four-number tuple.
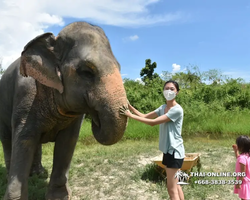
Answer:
(120, 105, 132, 117)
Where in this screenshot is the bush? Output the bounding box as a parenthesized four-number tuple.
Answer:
(122, 74, 250, 137)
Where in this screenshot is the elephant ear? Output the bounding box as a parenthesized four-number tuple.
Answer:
(20, 32, 64, 94)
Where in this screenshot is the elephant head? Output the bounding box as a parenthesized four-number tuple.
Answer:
(20, 22, 128, 145)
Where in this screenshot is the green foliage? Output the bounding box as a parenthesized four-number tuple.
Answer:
(123, 62, 250, 137)
(131, 63, 250, 112)
(78, 61, 250, 139)
(124, 77, 165, 113)
(162, 65, 203, 89)
(140, 59, 160, 83)
(203, 69, 226, 84)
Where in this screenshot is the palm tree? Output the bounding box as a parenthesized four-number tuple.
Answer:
(175, 170, 183, 180)
(176, 170, 189, 184)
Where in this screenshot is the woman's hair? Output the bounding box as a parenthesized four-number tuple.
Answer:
(236, 135, 250, 155)
(163, 80, 180, 91)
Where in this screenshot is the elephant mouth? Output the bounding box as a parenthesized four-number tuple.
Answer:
(91, 112, 100, 128)
(57, 107, 83, 118)
(90, 108, 126, 145)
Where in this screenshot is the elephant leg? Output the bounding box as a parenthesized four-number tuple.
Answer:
(4, 130, 39, 200)
(0, 122, 12, 176)
(30, 144, 45, 176)
(46, 117, 82, 200)
(2, 140, 11, 178)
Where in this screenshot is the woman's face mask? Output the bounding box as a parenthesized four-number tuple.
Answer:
(163, 89, 176, 101)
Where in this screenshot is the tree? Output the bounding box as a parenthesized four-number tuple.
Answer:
(203, 69, 227, 84)
(162, 65, 203, 89)
(0, 58, 5, 78)
(140, 59, 160, 83)
(161, 70, 172, 81)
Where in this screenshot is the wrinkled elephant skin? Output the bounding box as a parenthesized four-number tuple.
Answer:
(0, 22, 128, 200)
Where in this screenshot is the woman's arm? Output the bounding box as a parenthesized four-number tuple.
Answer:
(128, 104, 158, 119)
(120, 106, 171, 126)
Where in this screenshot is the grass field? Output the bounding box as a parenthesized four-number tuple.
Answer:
(80, 111, 250, 141)
(0, 134, 240, 200)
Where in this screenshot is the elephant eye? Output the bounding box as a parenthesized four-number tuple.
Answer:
(77, 69, 95, 79)
(76, 61, 96, 79)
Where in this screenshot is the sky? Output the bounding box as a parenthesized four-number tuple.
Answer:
(1, 0, 250, 82)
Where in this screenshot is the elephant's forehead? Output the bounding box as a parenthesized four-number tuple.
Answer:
(77, 47, 119, 74)
(60, 26, 108, 48)
(60, 22, 106, 38)
(59, 26, 120, 75)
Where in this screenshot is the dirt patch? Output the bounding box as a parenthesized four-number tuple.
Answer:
(69, 146, 237, 199)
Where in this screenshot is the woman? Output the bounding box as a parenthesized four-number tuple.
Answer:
(120, 80, 185, 200)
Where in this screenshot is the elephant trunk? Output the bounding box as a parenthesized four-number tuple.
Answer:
(91, 68, 128, 145)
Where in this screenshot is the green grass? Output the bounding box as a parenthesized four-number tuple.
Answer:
(79, 118, 160, 141)
(0, 137, 240, 200)
(183, 108, 250, 137)
(0, 110, 248, 199)
(80, 108, 250, 141)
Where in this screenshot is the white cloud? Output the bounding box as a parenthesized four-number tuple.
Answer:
(129, 35, 139, 41)
(123, 34, 139, 42)
(0, 0, 64, 69)
(44, 0, 183, 27)
(172, 63, 181, 72)
(135, 78, 145, 85)
(0, 0, 186, 69)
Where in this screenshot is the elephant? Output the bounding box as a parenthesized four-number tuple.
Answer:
(0, 21, 128, 200)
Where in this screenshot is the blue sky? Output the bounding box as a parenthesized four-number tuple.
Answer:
(1, 0, 250, 82)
